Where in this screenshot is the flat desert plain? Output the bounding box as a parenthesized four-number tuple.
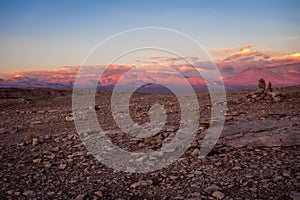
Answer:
(0, 86, 299, 199)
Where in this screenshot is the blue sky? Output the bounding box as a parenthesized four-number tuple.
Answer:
(0, 0, 299, 73)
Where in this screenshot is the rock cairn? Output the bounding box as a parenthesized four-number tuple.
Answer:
(246, 78, 283, 102)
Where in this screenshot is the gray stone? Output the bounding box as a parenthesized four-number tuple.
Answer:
(204, 184, 221, 194)
(212, 191, 225, 199)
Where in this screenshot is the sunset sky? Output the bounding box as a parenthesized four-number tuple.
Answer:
(1, 0, 300, 74)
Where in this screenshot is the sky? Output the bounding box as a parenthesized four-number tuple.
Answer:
(0, 0, 300, 73)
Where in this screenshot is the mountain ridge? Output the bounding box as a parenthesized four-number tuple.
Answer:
(1, 66, 299, 92)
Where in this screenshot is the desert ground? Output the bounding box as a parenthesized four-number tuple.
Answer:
(0, 86, 299, 199)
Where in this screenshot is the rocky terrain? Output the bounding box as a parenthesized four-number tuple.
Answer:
(0, 86, 299, 199)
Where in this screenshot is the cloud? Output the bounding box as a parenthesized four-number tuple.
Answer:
(137, 56, 199, 65)
(239, 45, 252, 51)
(210, 45, 252, 57)
(213, 45, 300, 78)
(210, 48, 236, 56)
(266, 52, 300, 67)
(1, 46, 299, 88)
(218, 47, 268, 62)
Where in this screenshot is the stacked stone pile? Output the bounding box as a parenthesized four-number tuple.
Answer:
(246, 79, 283, 102)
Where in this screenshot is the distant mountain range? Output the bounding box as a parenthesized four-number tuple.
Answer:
(1, 66, 299, 93)
(0, 76, 73, 88)
(223, 66, 300, 90)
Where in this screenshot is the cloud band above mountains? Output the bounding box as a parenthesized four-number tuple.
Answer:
(0, 46, 299, 91)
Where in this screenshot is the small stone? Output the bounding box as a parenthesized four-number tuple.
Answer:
(17, 142, 25, 146)
(151, 151, 164, 158)
(126, 167, 136, 173)
(94, 191, 103, 197)
(191, 192, 201, 197)
(283, 171, 290, 177)
(22, 190, 34, 197)
(14, 191, 21, 196)
(58, 163, 67, 170)
(52, 147, 60, 152)
(273, 175, 283, 182)
(201, 157, 208, 164)
(69, 178, 77, 184)
(144, 137, 152, 144)
(95, 105, 102, 110)
(212, 191, 225, 199)
(42, 150, 50, 154)
(191, 148, 199, 157)
(30, 121, 42, 125)
(130, 180, 153, 189)
(250, 128, 264, 133)
(47, 191, 55, 195)
(75, 194, 85, 200)
(169, 175, 177, 182)
(44, 135, 52, 140)
(6, 190, 13, 195)
(32, 138, 39, 146)
(198, 126, 206, 131)
(65, 116, 75, 122)
(0, 128, 6, 134)
(232, 166, 242, 171)
(273, 96, 281, 102)
(204, 184, 221, 194)
(33, 158, 42, 164)
(44, 161, 52, 168)
(194, 170, 202, 175)
(245, 174, 253, 178)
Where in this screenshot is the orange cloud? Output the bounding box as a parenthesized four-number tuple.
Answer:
(218, 46, 269, 62)
(239, 45, 252, 51)
(210, 46, 253, 56)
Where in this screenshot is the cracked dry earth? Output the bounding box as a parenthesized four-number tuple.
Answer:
(0, 86, 299, 200)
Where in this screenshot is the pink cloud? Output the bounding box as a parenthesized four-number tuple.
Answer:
(1, 46, 299, 89)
